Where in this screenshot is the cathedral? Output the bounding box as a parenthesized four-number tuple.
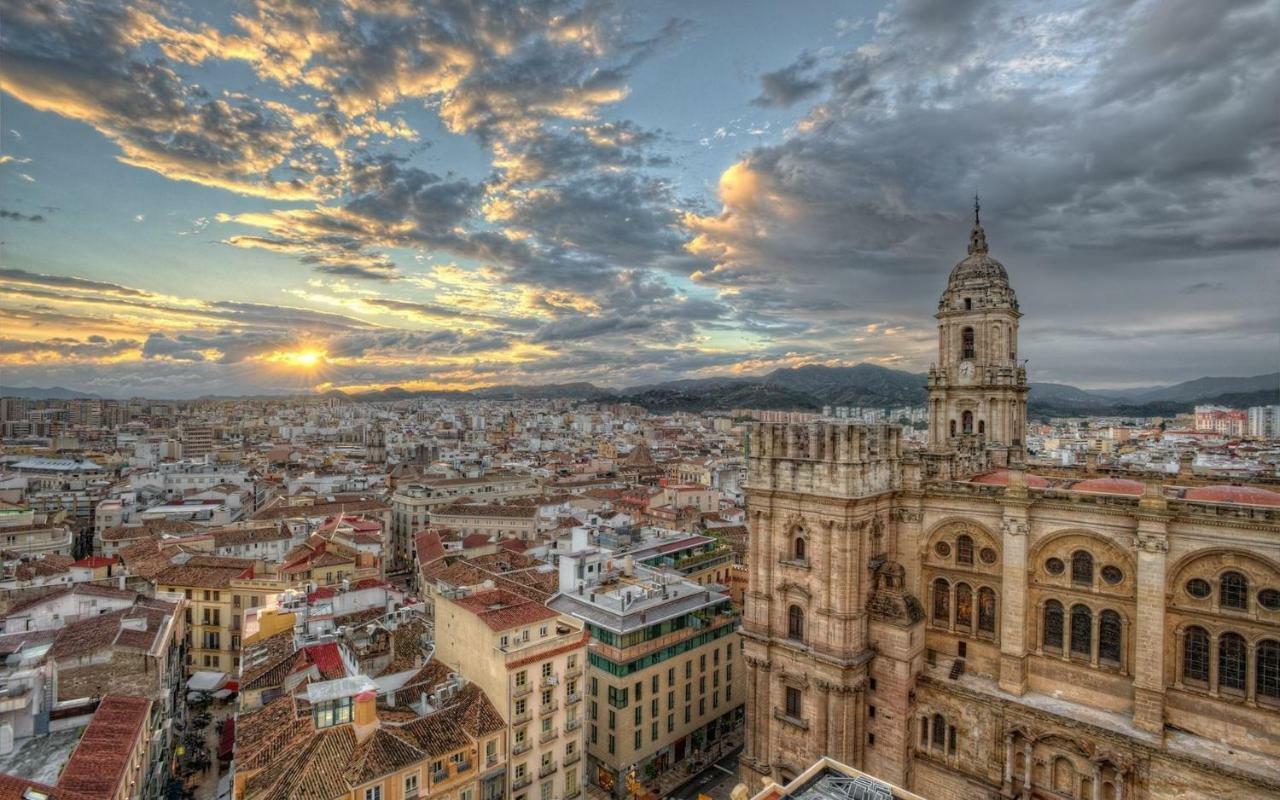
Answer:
(740, 211, 1280, 799)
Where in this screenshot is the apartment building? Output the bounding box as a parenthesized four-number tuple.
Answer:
(434, 586, 588, 800)
(428, 502, 539, 542)
(391, 475, 541, 570)
(549, 530, 744, 798)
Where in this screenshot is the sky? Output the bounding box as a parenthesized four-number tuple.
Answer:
(0, 0, 1277, 399)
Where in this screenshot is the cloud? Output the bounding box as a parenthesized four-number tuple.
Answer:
(753, 51, 824, 107)
(0, 209, 45, 222)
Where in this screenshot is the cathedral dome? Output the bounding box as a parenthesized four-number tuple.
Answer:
(1184, 485, 1280, 507)
(947, 218, 1009, 287)
(970, 469, 1049, 489)
(1070, 477, 1145, 496)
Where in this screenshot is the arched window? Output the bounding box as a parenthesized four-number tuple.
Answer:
(1221, 571, 1248, 610)
(978, 588, 996, 633)
(1258, 640, 1280, 700)
(955, 583, 973, 630)
(793, 536, 806, 561)
(787, 605, 805, 641)
(1183, 626, 1210, 683)
(961, 327, 975, 360)
(956, 535, 974, 566)
(978, 419, 985, 435)
(1099, 610, 1122, 665)
(931, 713, 946, 748)
(1070, 604, 1092, 656)
(1219, 632, 1247, 692)
(962, 410, 974, 434)
(1053, 758, 1075, 794)
(932, 578, 950, 625)
(1071, 550, 1094, 586)
(1043, 600, 1064, 651)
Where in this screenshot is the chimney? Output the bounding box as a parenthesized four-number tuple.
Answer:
(1178, 450, 1195, 479)
(353, 690, 379, 742)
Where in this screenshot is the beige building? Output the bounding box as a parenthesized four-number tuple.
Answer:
(549, 535, 744, 798)
(741, 216, 1280, 799)
(391, 475, 541, 569)
(429, 502, 539, 542)
(434, 586, 588, 800)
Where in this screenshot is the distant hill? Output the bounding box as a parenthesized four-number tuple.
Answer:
(1123, 372, 1279, 403)
(0, 385, 100, 400)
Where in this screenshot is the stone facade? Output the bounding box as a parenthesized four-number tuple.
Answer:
(741, 216, 1280, 799)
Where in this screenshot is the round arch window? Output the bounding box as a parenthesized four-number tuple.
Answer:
(1101, 566, 1123, 585)
(1185, 578, 1211, 599)
(1259, 589, 1280, 611)
(934, 541, 951, 558)
(980, 547, 998, 565)
(1045, 557, 1065, 576)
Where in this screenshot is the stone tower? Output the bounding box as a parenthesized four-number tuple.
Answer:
(926, 202, 1028, 470)
(366, 420, 386, 464)
(740, 422, 903, 784)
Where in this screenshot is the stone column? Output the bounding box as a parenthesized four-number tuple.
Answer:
(1092, 764, 1102, 800)
(1022, 741, 1033, 792)
(744, 658, 759, 765)
(1133, 517, 1169, 734)
(814, 680, 829, 758)
(758, 660, 772, 771)
(1003, 732, 1014, 788)
(999, 512, 1031, 695)
(827, 684, 841, 757)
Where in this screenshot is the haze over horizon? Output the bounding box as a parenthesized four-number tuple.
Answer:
(2, 0, 1277, 399)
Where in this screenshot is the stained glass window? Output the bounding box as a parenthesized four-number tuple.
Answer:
(1045, 557, 1065, 576)
(1219, 632, 1247, 691)
(955, 583, 973, 630)
(1071, 551, 1094, 585)
(1257, 640, 1280, 700)
(1183, 626, 1209, 683)
(1186, 578, 1211, 599)
(956, 535, 974, 566)
(1043, 600, 1064, 651)
(933, 578, 950, 625)
(1070, 604, 1092, 656)
(978, 587, 996, 633)
(1099, 610, 1121, 664)
(1259, 589, 1280, 611)
(1221, 572, 1248, 610)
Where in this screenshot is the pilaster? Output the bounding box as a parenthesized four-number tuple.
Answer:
(1132, 515, 1169, 734)
(998, 509, 1030, 695)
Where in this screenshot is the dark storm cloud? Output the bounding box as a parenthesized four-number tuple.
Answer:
(688, 0, 1280, 384)
(0, 335, 138, 358)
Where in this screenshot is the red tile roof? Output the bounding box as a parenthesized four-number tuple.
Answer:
(1184, 484, 1280, 507)
(452, 588, 556, 632)
(57, 695, 152, 800)
(302, 643, 347, 681)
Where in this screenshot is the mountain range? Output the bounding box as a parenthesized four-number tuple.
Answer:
(4, 368, 1276, 416)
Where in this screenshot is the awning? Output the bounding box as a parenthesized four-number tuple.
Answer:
(218, 718, 235, 760)
(186, 670, 228, 692)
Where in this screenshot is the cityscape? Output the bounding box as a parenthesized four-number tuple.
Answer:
(1, 2, 1278, 800)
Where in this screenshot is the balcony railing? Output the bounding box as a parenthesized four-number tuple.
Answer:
(513, 741, 531, 755)
(432, 770, 448, 783)
(455, 760, 472, 774)
(539, 700, 558, 716)
(564, 664, 583, 679)
(513, 683, 533, 698)
(564, 751, 581, 766)
(566, 692, 581, 705)
(512, 709, 531, 724)
(539, 763, 558, 778)
(539, 727, 559, 743)
(565, 718, 581, 732)
(541, 673, 560, 687)
(512, 776, 531, 791)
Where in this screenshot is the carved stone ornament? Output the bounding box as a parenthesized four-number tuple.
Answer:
(1001, 519, 1029, 537)
(1135, 533, 1168, 554)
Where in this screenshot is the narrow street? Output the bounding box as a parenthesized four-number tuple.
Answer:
(664, 748, 744, 800)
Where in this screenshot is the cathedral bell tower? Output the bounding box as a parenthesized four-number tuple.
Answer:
(926, 200, 1028, 469)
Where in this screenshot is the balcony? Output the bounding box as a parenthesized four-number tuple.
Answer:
(564, 751, 581, 766)
(486, 754, 501, 769)
(539, 727, 559, 744)
(566, 692, 582, 705)
(512, 776, 532, 791)
(432, 770, 448, 784)
(539, 700, 558, 716)
(513, 741, 532, 756)
(565, 664, 583, 679)
(539, 763, 558, 778)
(565, 718, 581, 732)
(513, 682, 533, 698)
(455, 760, 472, 774)
(512, 709, 531, 725)
(541, 673, 560, 688)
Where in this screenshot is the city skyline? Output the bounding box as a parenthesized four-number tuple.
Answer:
(2, 0, 1277, 399)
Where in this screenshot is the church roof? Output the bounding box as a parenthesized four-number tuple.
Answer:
(1184, 485, 1280, 507)
(1069, 477, 1145, 496)
(970, 469, 1049, 489)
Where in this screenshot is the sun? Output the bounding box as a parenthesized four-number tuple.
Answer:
(271, 348, 327, 368)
